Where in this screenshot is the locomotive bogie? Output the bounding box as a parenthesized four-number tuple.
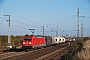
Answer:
(22, 46, 32, 50)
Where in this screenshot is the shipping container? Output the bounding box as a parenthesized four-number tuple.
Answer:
(52, 37, 60, 45)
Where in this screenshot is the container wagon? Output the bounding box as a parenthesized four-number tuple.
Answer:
(45, 36, 52, 46)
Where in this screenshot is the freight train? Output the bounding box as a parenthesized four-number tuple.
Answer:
(22, 35, 66, 50)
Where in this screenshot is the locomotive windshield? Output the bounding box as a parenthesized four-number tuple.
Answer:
(36, 35, 45, 38)
(24, 38, 32, 40)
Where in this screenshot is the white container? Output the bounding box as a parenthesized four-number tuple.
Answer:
(52, 37, 60, 44)
(58, 36, 66, 43)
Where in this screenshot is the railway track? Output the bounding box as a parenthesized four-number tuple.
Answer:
(36, 47, 68, 60)
(38, 42, 76, 60)
(0, 42, 76, 60)
(0, 52, 28, 60)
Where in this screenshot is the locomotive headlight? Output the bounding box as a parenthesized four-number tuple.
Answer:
(23, 42, 25, 44)
(29, 42, 31, 44)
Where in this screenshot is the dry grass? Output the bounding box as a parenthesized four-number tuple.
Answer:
(74, 40, 90, 60)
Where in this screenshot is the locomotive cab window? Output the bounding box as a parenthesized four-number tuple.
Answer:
(28, 38, 32, 40)
(24, 38, 32, 40)
(24, 38, 27, 40)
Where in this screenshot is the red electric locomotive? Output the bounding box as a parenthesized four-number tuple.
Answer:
(22, 35, 46, 50)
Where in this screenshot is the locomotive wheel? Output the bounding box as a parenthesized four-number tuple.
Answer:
(25, 49, 29, 52)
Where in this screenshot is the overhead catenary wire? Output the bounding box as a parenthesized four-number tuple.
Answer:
(47, 15, 77, 25)
(10, 13, 77, 26)
(0, 17, 78, 36)
(0, 9, 80, 36)
(11, 21, 42, 34)
(11, 22, 29, 30)
(85, 17, 90, 18)
(0, 17, 6, 19)
(3, 10, 77, 26)
(1, 10, 77, 34)
(1, 16, 76, 32)
(11, 20, 41, 28)
(10, 14, 77, 33)
(80, 9, 90, 15)
(0, 17, 42, 33)
(3, 10, 48, 25)
(1, 9, 89, 28)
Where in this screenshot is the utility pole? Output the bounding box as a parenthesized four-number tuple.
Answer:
(77, 8, 79, 40)
(62, 31, 64, 37)
(4, 15, 12, 48)
(56, 25, 58, 37)
(79, 16, 85, 41)
(29, 29, 34, 35)
(0, 37, 1, 52)
(41, 26, 44, 36)
(51, 30, 53, 36)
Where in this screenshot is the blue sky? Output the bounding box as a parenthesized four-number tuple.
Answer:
(0, 0, 90, 37)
